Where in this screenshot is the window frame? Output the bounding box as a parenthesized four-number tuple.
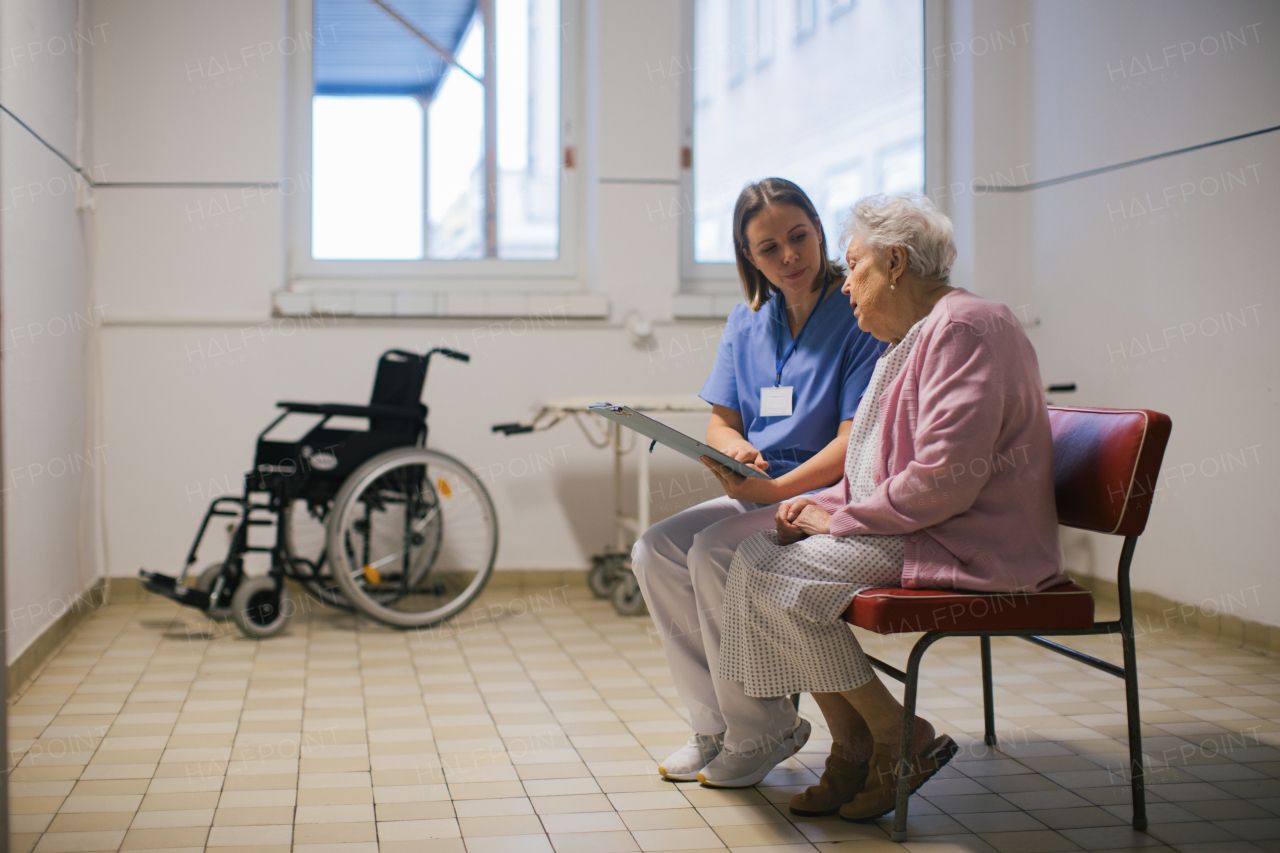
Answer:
(677, 0, 938, 298)
(828, 0, 855, 22)
(754, 0, 775, 69)
(286, 0, 582, 294)
(794, 0, 817, 44)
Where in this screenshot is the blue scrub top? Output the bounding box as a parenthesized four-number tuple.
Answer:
(699, 288, 884, 478)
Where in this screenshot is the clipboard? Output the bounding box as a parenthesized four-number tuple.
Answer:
(587, 403, 772, 480)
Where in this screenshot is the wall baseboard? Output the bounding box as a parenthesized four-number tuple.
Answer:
(7, 578, 109, 698)
(1073, 574, 1278, 657)
(105, 576, 149, 602)
(107, 569, 591, 602)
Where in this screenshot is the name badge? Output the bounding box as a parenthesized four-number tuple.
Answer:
(760, 386, 793, 417)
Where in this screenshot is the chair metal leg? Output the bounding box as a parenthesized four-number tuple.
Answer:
(980, 636, 997, 747)
(891, 677, 917, 842)
(891, 634, 941, 843)
(1117, 538, 1148, 830)
(1121, 633, 1147, 829)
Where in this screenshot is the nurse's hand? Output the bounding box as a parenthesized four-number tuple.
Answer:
(775, 498, 831, 545)
(699, 456, 778, 504)
(716, 440, 768, 472)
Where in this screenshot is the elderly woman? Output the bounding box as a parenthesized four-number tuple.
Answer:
(704, 193, 1066, 821)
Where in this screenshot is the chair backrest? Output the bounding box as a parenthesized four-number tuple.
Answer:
(1049, 406, 1172, 537)
(370, 349, 430, 408)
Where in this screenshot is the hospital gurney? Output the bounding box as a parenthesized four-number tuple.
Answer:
(494, 395, 711, 615)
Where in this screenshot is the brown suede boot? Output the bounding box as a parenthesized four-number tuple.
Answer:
(788, 743, 869, 816)
(838, 735, 958, 823)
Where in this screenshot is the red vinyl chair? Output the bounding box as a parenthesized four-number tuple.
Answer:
(844, 406, 1172, 842)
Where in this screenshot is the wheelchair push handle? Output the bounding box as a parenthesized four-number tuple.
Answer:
(386, 347, 471, 364)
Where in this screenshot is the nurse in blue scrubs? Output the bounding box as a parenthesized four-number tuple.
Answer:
(632, 178, 883, 787)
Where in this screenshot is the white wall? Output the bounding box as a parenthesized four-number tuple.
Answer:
(945, 0, 1280, 623)
(1, 0, 102, 662)
(83, 0, 1280, 630)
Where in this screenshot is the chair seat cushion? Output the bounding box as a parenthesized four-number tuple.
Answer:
(845, 582, 1095, 634)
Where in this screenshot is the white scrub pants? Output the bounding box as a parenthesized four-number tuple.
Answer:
(631, 495, 799, 752)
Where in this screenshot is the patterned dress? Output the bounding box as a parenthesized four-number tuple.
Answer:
(718, 318, 925, 698)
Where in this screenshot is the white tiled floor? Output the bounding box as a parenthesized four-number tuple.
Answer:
(8, 580, 1280, 853)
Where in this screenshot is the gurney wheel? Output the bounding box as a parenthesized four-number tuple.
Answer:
(588, 559, 616, 598)
(611, 571, 647, 616)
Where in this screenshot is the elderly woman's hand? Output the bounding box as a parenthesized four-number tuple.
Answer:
(775, 497, 832, 544)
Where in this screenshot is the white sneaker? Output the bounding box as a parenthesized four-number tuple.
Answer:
(697, 717, 811, 788)
(659, 733, 724, 781)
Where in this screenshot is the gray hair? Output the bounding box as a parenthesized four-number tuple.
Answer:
(843, 193, 957, 282)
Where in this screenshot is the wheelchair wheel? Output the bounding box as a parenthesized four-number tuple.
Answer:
(231, 575, 292, 638)
(193, 563, 233, 619)
(281, 500, 349, 609)
(327, 447, 497, 629)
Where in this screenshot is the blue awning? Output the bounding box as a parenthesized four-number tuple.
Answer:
(314, 0, 478, 99)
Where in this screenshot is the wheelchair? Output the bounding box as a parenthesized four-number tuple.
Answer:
(140, 348, 499, 638)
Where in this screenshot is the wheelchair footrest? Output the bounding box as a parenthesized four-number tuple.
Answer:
(139, 570, 212, 609)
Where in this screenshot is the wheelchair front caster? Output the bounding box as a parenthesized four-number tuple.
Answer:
(611, 571, 647, 616)
(231, 576, 292, 638)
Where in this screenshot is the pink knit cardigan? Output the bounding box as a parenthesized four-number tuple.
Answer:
(809, 288, 1067, 593)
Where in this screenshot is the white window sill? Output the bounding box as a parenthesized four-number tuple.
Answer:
(274, 290, 609, 319)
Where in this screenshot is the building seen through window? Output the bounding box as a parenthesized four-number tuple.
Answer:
(693, 0, 923, 263)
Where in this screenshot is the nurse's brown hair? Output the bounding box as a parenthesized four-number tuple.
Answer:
(732, 178, 845, 312)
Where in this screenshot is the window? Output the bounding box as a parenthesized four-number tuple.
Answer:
(684, 0, 923, 271)
(312, 0, 559, 261)
(293, 0, 573, 285)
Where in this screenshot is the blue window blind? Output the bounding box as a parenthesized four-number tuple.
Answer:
(313, 0, 478, 98)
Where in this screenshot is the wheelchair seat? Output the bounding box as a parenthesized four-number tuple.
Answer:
(254, 349, 433, 504)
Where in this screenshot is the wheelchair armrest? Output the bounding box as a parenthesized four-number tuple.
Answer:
(276, 401, 425, 421)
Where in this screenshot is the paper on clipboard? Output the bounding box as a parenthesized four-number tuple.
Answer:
(587, 403, 772, 480)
